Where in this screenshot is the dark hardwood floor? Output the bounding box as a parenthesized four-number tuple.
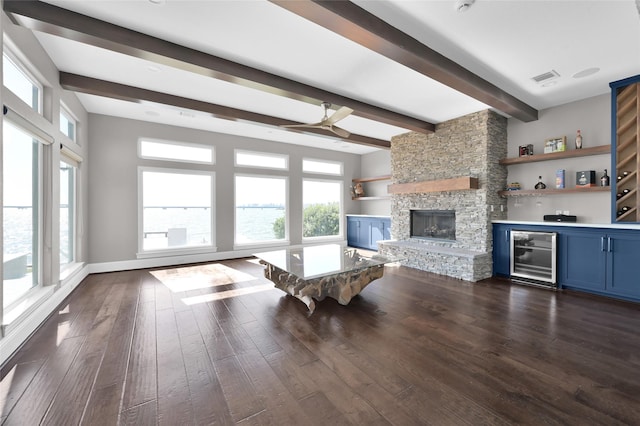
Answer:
(2, 258, 640, 425)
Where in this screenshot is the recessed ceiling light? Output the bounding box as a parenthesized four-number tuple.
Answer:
(572, 67, 600, 79)
(541, 80, 558, 88)
(147, 65, 161, 72)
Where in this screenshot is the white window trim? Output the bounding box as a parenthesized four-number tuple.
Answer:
(301, 177, 344, 243)
(137, 166, 216, 257)
(233, 173, 289, 249)
(3, 47, 44, 115)
(234, 149, 289, 170)
(302, 157, 344, 176)
(138, 138, 215, 165)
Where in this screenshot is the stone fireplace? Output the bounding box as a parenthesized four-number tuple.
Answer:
(378, 110, 507, 281)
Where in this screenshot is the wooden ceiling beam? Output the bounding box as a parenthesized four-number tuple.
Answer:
(59, 73, 391, 149)
(3, 0, 434, 135)
(270, 0, 539, 122)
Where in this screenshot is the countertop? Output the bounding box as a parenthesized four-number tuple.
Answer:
(346, 214, 391, 218)
(492, 220, 640, 230)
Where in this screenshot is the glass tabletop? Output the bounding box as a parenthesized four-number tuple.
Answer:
(254, 244, 401, 280)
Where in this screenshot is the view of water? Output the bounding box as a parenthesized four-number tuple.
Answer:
(5, 206, 291, 262)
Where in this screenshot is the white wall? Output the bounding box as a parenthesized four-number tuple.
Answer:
(87, 114, 362, 264)
(506, 94, 611, 223)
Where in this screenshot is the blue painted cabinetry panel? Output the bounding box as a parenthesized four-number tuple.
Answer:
(347, 216, 391, 251)
(492, 224, 511, 277)
(558, 230, 607, 291)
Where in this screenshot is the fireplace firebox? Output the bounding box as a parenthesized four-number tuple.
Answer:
(410, 210, 455, 241)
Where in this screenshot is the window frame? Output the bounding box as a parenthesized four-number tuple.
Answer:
(137, 166, 216, 258)
(233, 173, 289, 249)
(59, 157, 77, 275)
(2, 48, 43, 114)
(2, 118, 45, 311)
(234, 149, 289, 170)
(301, 177, 344, 242)
(138, 138, 215, 165)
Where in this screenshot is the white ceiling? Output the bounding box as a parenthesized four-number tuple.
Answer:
(20, 0, 640, 154)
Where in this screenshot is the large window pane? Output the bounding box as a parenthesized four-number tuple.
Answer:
(3, 121, 40, 308)
(59, 106, 76, 142)
(303, 158, 342, 176)
(139, 139, 214, 164)
(235, 150, 288, 170)
(303, 180, 341, 238)
(3, 52, 41, 113)
(141, 170, 212, 251)
(235, 175, 287, 244)
(60, 161, 75, 269)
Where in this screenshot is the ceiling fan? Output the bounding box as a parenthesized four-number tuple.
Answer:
(282, 101, 354, 138)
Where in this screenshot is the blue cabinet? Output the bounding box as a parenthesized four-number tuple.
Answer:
(559, 229, 640, 301)
(492, 223, 511, 277)
(559, 230, 607, 291)
(347, 216, 391, 251)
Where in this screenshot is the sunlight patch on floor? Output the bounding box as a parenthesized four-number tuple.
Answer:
(151, 263, 256, 292)
(181, 283, 274, 305)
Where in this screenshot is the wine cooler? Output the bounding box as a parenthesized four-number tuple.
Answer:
(510, 230, 557, 288)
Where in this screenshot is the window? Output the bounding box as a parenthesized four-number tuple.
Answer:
(140, 168, 213, 252)
(303, 158, 343, 176)
(303, 179, 342, 239)
(235, 150, 288, 170)
(60, 160, 76, 271)
(3, 120, 41, 308)
(59, 104, 77, 142)
(3, 51, 42, 113)
(235, 175, 287, 245)
(139, 139, 214, 164)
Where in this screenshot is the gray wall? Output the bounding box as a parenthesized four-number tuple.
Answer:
(87, 114, 361, 264)
(506, 94, 611, 223)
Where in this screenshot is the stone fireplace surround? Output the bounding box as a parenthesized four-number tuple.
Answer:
(378, 110, 508, 282)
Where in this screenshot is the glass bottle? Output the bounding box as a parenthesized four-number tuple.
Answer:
(575, 130, 583, 149)
(600, 169, 610, 186)
(534, 176, 546, 189)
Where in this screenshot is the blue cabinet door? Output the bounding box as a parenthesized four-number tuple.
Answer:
(347, 217, 362, 248)
(607, 231, 640, 299)
(558, 230, 607, 291)
(492, 224, 511, 277)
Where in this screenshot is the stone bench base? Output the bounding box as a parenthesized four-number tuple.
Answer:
(378, 240, 491, 282)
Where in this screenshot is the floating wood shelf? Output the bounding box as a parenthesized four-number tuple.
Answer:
(388, 176, 478, 194)
(498, 186, 610, 197)
(351, 175, 391, 183)
(499, 144, 610, 165)
(351, 196, 390, 201)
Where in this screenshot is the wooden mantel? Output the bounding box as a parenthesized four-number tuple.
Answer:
(388, 176, 479, 194)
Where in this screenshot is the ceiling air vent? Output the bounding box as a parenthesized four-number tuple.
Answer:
(532, 70, 560, 84)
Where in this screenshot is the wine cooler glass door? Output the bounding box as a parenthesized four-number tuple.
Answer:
(510, 231, 557, 286)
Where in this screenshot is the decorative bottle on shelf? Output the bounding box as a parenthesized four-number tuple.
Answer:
(600, 169, 610, 186)
(575, 130, 583, 149)
(534, 176, 546, 189)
